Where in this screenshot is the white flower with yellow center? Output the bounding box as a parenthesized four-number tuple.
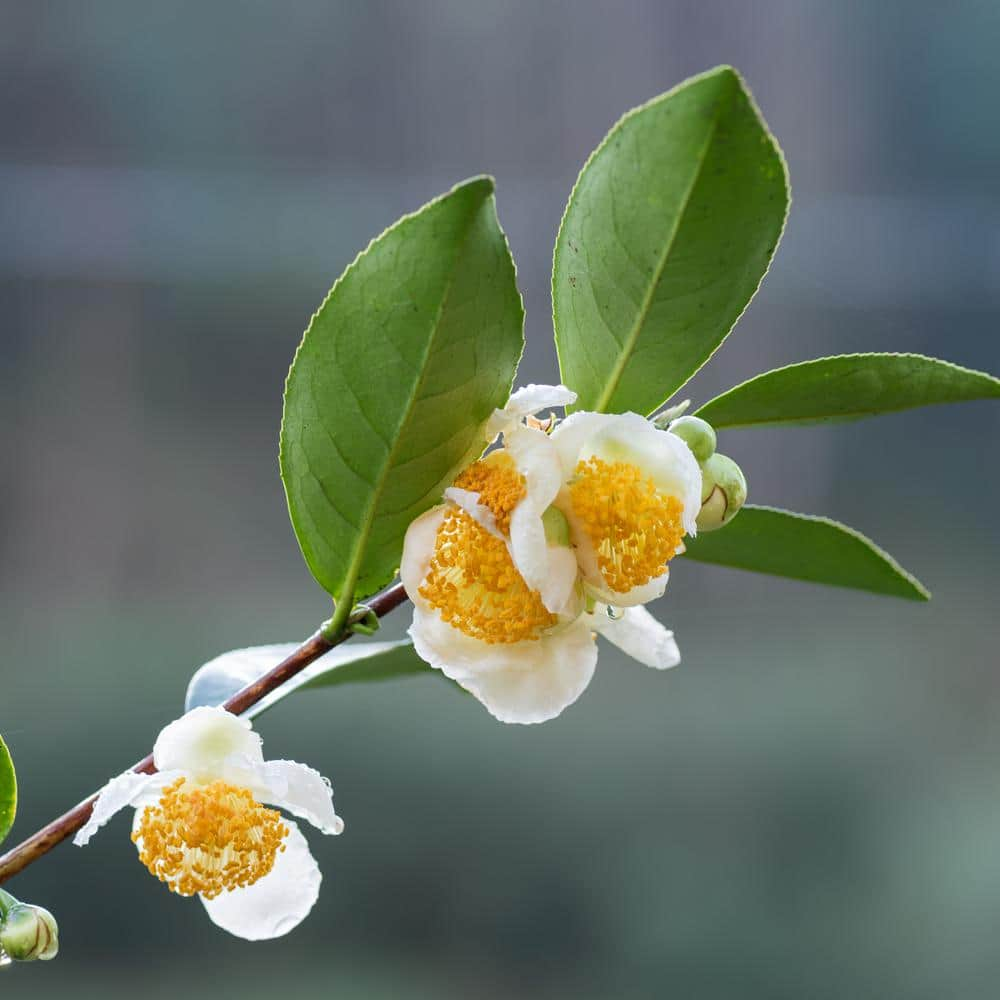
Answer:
(551, 411, 702, 607)
(74, 706, 343, 940)
(402, 388, 684, 724)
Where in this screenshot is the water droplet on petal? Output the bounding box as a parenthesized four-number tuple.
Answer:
(605, 604, 623, 621)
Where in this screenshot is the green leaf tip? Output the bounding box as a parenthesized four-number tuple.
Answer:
(0, 732, 16, 847)
(682, 504, 930, 602)
(696, 352, 1000, 429)
(280, 175, 524, 603)
(553, 64, 789, 417)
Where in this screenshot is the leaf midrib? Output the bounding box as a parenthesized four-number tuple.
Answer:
(331, 200, 485, 603)
(592, 104, 723, 414)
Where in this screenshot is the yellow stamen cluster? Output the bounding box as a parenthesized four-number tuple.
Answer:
(419, 507, 556, 644)
(569, 456, 685, 593)
(132, 777, 288, 899)
(452, 453, 526, 536)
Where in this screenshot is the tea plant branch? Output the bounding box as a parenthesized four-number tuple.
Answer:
(0, 582, 410, 886)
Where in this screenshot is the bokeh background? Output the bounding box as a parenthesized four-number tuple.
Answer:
(2, 2, 999, 997)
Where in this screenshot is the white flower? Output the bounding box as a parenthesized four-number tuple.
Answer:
(74, 706, 343, 941)
(401, 504, 682, 725)
(551, 411, 702, 606)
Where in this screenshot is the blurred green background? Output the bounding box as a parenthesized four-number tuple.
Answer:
(2, 2, 999, 996)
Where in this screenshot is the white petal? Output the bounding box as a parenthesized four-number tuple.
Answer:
(199, 821, 321, 940)
(443, 487, 502, 537)
(410, 608, 598, 723)
(550, 411, 616, 477)
(74, 770, 180, 846)
(459, 620, 599, 724)
(508, 501, 550, 598)
(153, 706, 264, 780)
(400, 506, 445, 597)
(582, 568, 671, 609)
(592, 605, 680, 670)
(539, 544, 579, 617)
(245, 759, 344, 835)
(506, 425, 562, 509)
(504, 383, 577, 419)
(485, 384, 577, 438)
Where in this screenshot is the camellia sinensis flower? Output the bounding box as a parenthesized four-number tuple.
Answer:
(74, 706, 343, 940)
(551, 411, 702, 606)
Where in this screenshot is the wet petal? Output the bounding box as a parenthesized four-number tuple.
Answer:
(199, 821, 321, 940)
(74, 770, 179, 846)
(247, 760, 344, 835)
(592, 605, 680, 670)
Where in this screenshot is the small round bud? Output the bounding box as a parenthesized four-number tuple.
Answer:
(696, 453, 747, 532)
(542, 505, 571, 547)
(0, 903, 59, 962)
(668, 415, 717, 462)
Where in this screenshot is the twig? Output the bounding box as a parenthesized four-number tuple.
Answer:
(0, 582, 409, 885)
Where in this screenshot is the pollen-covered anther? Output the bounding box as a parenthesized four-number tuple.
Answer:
(453, 453, 526, 536)
(132, 778, 289, 900)
(419, 507, 556, 644)
(569, 456, 685, 593)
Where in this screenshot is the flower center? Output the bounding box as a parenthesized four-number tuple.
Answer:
(132, 777, 289, 899)
(419, 507, 556, 644)
(452, 453, 526, 536)
(569, 456, 685, 593)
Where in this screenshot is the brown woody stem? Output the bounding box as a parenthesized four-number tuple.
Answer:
(0, 582, 409, 885)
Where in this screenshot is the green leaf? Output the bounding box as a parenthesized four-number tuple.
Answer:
(281, 177, 524, 604)
(0, 732, 16, 846)
(185, 639, 433, 720)
(553, 65, 788, 417)
(681, 504, 929, 601)
(696, 353, 1000, 429)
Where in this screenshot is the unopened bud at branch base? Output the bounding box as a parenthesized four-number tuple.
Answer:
(696, 453, 747, 532)
(0, 903, 59, 961)
(667, 415, 717, 462)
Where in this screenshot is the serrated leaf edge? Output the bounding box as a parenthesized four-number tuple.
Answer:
(551, 64, 791, 415)
(280, 175, 525, 603)
(695, 352, 1000, 428)
(684, 503, 931, 601)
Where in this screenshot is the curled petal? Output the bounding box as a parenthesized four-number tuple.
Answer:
(400, 507, 446, 598)
(592, 605, 680, 670)
(199, 821, 321, 940)
(153, 705, 264, 780)
(74, 770, 180, 846)
(539, 545, 582, 617)
(247, 759, 344, 836)
(443, 487, 502, 537)
(486, 383, 577, 438)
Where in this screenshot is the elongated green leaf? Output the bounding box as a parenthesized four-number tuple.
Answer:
(682, 505, 929, 600)
(553, 65, 788, 416)
(0, 732, 16, 846)
(186, 639, 432, 720)
(696, 353, 1000, 429)
(281, 177, 524, 603)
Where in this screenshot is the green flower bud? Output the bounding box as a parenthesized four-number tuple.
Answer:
(696, 453, 747, 532)
(0, 903, 59, 962)
(668, 415, 717, 462)
(542, 505, 571, 547)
